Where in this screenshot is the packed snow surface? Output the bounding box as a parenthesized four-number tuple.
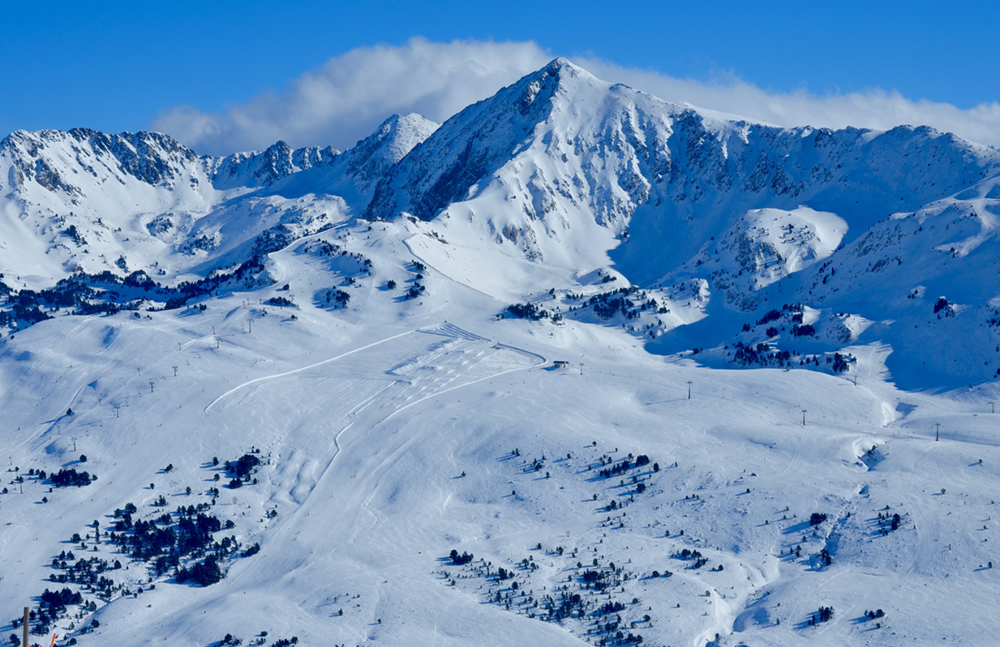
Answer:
(2, 219, 999, 647)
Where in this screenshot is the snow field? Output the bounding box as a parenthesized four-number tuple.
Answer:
(2, 227, 998, 646)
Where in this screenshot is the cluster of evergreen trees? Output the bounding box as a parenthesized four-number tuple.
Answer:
(31, 588, 83, 636)
(581, 569, 613, 591)
(19, 455, 273, 641)
(320, 288, 350, 308)
(48, 551, 121, 594)
(809, 606, 835, 625)
(306, 239, 372, 270)
(791, 323, 816, 337)
(124, 511, 225, 563)
(673, 548, 708, 569)
(448, 543, 646, 646)
(405, 283, 426, 300)
(0, 254, 276, 331)
(504, 302, 553, 321)
(876, 508, 903, 535)
(176, 555, 223, 587)
(731, 341, 794, 368)
(597, 455, 651, 480)
(449, 549, 474, 565)
(225, 453, 262, 488)
(933, 297, 953, 316)
(580, 286, 666, 321)
(756, 309, 782, 326)
(50, 468, 96, 487)
(830, 352, 854, 373)
(107, 497, 242, 587)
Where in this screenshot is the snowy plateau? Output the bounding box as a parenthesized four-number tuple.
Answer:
(1, 58, 1000, 647)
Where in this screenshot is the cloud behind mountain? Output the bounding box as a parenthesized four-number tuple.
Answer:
(151, 38, 1000, 156)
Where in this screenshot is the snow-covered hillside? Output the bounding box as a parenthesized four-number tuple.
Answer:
(365, 59, 999, 281)
(3, 58, 1000, 647)
(0, 114, 436, 287)
(2, 217, 999, 647)
(357, 59, 1000, 386)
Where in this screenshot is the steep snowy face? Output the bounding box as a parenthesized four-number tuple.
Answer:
(0, 128, 203, 195)
(342, 113, 439, 195)
(0, 128, 226, 283)
(260, 113, 439, 211)
(364, 59, 1000, 283)
(0, 111, 446, 287)
(211, 140, 340, 190)
(661, 170, 1000, 389)
(364, 58, 695, 269)
(364, 59, 584, 221)
(679, 206, 848, 310)
(3, 58, 1000, 387)
(615, 116, 999, 285)
(0, 127, 349, 284)
(0, 128, 215, 220)
(764, 172, 1000, 387)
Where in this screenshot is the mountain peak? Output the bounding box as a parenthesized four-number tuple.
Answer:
(0, 127, 202, 197)
(524, 57, 601, 96)
(542, 56, 584, 75)
(212, 139, 339, 190)
(369, 113, 439, 155)
(340, 113, 438, 194)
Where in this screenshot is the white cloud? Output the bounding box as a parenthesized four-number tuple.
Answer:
(151, 38, 1000, 155)
(576, 57, 1000, 148)
(151, 38, 552, 155)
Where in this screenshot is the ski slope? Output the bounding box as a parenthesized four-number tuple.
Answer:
(2, 218, 999, 647)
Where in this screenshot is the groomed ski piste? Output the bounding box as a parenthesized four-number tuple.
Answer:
(2, 215, 999, 647)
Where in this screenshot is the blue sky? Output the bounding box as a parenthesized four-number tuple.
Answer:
(3, 1, 999, 152)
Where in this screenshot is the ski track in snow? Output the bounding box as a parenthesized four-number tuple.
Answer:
(204, 329, 417, 413)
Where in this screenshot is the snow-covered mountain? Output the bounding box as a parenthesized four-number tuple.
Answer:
(4, 58, 1000, 388)
(263, 113, 439, 206)
(3, 58, 1000, 384)
(365, 59, 999, 281)
(3, 58, 1000, 647)
(0, 114, 437, 287)
(210, 140, 340, 191)
(369, 58, 1000, 388)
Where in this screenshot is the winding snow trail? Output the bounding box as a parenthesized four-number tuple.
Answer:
(204, 329, 416, 412)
